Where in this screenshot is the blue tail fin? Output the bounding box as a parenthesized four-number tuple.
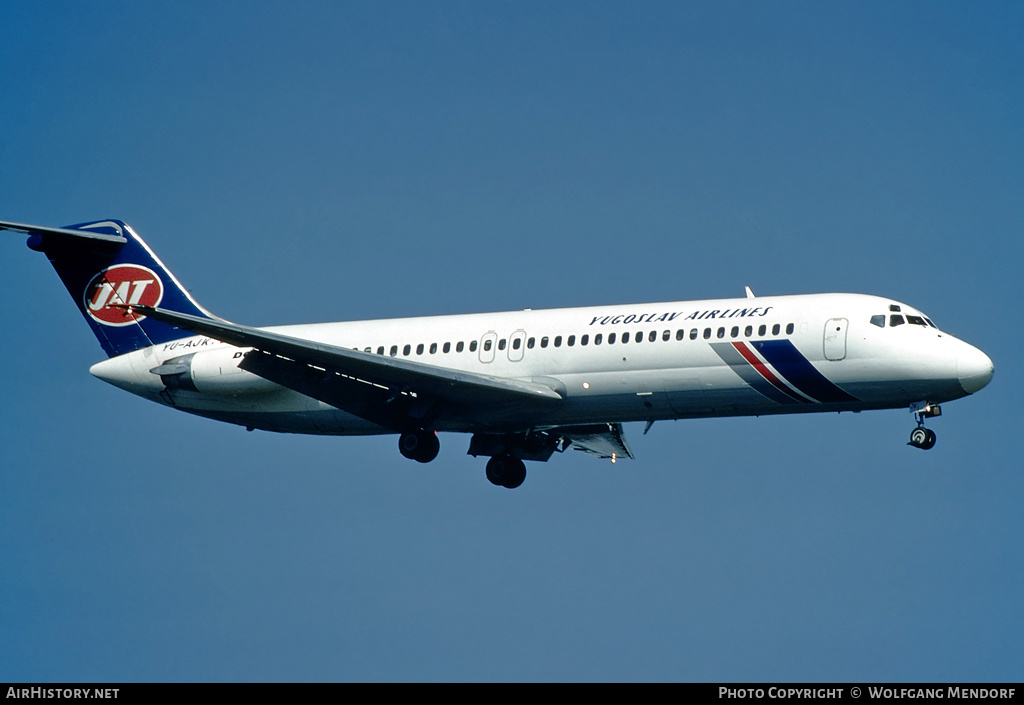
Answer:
(28, 219, 214, 357)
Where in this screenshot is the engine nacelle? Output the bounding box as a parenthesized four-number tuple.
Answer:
(151, 347, 278, 395)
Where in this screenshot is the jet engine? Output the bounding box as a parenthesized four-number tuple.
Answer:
(150, 347, 277, 395)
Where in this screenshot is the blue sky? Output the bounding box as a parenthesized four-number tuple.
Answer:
(1, 1, 1021, 682)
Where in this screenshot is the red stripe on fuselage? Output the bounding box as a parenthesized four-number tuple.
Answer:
(731, 342, 811, 403)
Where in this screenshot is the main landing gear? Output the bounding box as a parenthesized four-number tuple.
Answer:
(396, 431, 528, 488)
(398, 429, 440, 463)
(908, 402, 941, 450)
(485, 453, 527, 489)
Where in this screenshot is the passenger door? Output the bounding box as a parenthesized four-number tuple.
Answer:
(823, 318, 848, 361)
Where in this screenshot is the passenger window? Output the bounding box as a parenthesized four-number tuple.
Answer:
(456, 341, 464, 353)
(390, 345, 398, 357)
(609, 333, 617, 344)
(498, 339, 506, 350)
(541, 336, 549, 348)
(377, 346, 385, 355)
(512, 337, 521, 350)
(786, 323, 794, 335)
(595, 334, 602, 345)
(416, 343, 424, 355)
(730, 326, 739, 338)
(676, 329, 685, 341)
(581, 334, 589, 346)
(554, 336, 563, 347)
(567, 335, 575, 347)
(649, 331, 657, 342)
(663, 330, 670, 341)
(443, 342, 451, 353)
(890, 315, 905, 327)
(429, 343, 437, 354)
(703, 328, 711, 340)
(870, 315, 885, 328)
(772, 324, 780, 335)
(621, 332, 629, 344)
(403, 344, 411, 356)
(758, 324, 766, 336)
(483, 340, 492, 351)
(717, 327, 725, 339)
(690, 329, 698, 340)
(744, 325, 752, 337)
(527, 337, 535, 349)
(469, 340, 478, 352)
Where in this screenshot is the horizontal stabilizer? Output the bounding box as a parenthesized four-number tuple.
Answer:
(0, 219, 128, 246)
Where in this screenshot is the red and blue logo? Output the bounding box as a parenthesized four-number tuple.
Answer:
(712, 340, 858, 405)
(83, 264, 164, 327)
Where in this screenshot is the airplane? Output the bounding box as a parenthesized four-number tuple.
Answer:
(2, 218, 994, 488)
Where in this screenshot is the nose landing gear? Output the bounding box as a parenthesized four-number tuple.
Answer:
(909, 426, 937, 450)
(908, 402, 941, 450)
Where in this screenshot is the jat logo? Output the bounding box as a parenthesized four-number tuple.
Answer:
(83, 264, 164, 326)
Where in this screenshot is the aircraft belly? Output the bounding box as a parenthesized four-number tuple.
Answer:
(165, 387, 387, 435)
(841, 377, 966, 406)
(663, 366, 796, 418)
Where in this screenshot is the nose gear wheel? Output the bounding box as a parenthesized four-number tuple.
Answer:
(908, 427, 936, 450)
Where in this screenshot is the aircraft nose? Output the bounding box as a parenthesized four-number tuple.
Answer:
(958, 344, 994, 395)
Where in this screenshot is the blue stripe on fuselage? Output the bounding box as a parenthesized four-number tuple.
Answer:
(710, 342, 809, 406)
(754, 340, 859, 403)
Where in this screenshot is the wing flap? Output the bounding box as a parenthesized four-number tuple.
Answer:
(555, 423, 634, 460)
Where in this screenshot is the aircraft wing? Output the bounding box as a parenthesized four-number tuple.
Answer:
(129, 305, 562, 430)
(554, 423, 634, 460)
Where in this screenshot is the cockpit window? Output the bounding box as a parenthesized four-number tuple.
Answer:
(873, 313, 936, 330)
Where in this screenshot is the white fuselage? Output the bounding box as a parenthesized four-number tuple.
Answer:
(89, 292, 993, 436)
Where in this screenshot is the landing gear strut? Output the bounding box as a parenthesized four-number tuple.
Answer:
(485, 453, 527, 489)
(398, 429, 440, 463)
(908, 402, 940, 450)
